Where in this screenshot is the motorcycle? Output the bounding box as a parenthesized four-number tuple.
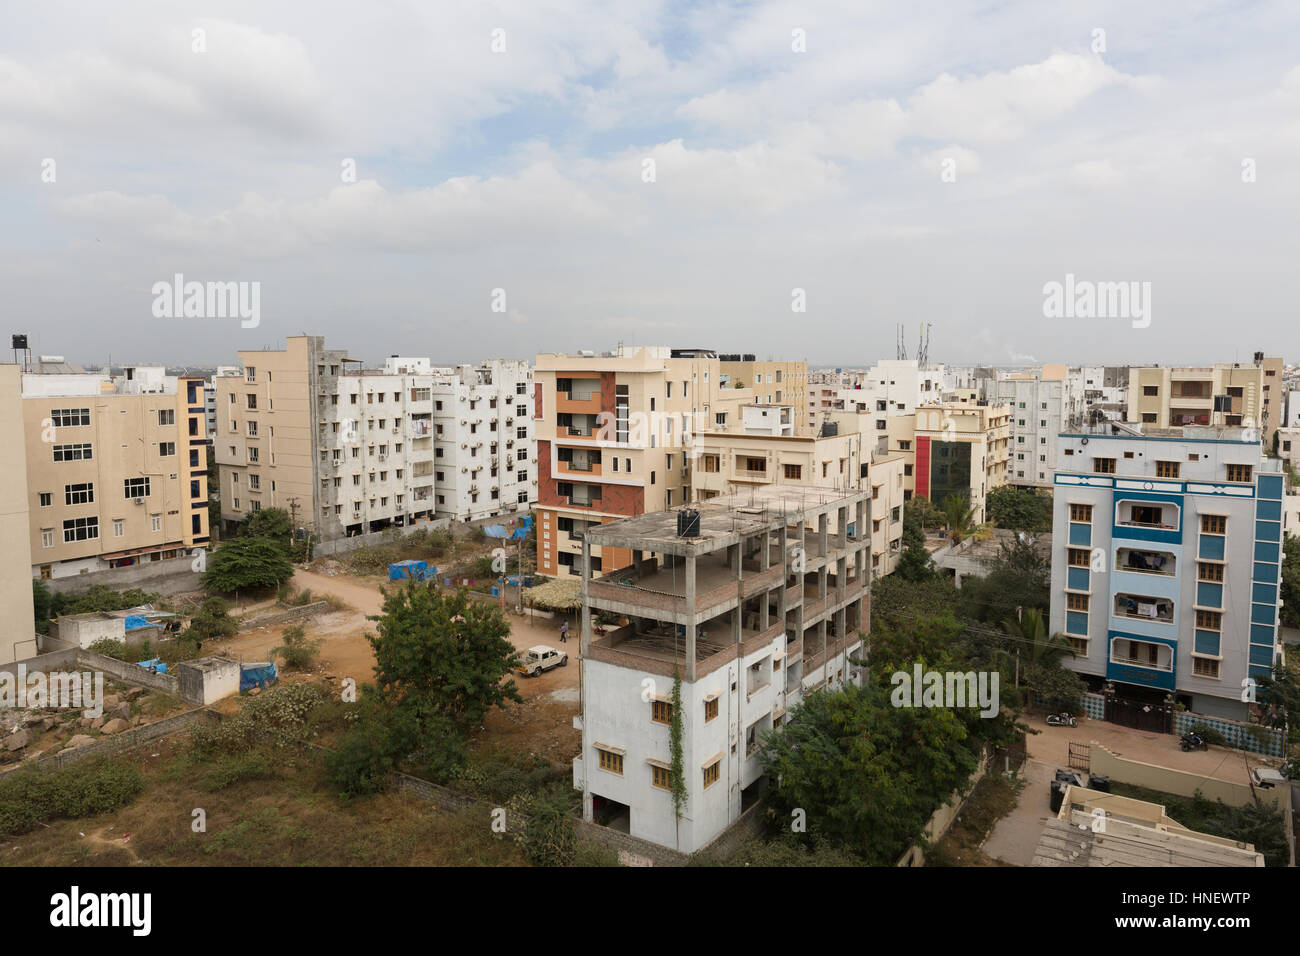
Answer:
(1179, 732, 1208, 752)
(1045, 712, 1078, 727)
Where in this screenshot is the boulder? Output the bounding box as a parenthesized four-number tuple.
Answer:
(100, 718, 130, 735)
(123, 687, 146, 701)
(65, 735, 95, 749)
(112, 702, 132, 720)
(5, 729, 30, 751)
(102, 694, 121, 708)
(91, 715, 106, 730)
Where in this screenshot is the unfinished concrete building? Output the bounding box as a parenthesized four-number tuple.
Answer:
(573, 485, 872, 853)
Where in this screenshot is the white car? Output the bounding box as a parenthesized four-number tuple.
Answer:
(516, 645, 568, 677)
(1250, 767, 1286, 789)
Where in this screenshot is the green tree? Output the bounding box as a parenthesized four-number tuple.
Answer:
(1281, 536, 1300, 629)
(896, 509, 934, 582)
(203, 537, 295, 593)
(959, 538, 1051, 625)
(760, 683, 981, 865)
(187, 596, 239, 639)
(999, 608, 1081, 707)
(940, 494, 978, 544)
(905, 495, 946, 531)
(243, 506, 293, 545)
(273, 624, 323, 671)
(367, 586, 522, 744)
(32, 580, 53, 634)
(986, 485, 1052, 532)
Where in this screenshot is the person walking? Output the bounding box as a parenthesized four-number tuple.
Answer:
(559, 620, 569, 643)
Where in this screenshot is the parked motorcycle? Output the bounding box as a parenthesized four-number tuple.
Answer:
(1179, 732, 1208, 752)
(1045, 712, 1078, 727)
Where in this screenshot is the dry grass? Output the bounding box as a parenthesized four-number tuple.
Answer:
(0, 735, 527, 867)
(928, 773, 1021, 866)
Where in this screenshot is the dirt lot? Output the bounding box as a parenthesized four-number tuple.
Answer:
(205, 568, 581, 761)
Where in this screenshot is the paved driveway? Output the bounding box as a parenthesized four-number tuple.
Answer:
(983, 758, 1056, 866)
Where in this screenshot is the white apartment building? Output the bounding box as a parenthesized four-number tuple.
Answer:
(575, 486, 872, 852)
(831, 360, 945, 448)
(987, 375, 1077, 490)
(429, 359, 536, 522)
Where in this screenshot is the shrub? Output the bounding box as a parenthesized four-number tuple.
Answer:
(202, 750, 280, 791)
(325, 723, 394, 798)
(87, 639, 128, 661)
(522, 788, 577, 867)
(0, 760, 144, 836)
(273, 625, 323, 672)
(190, 682, 330, 756)
(1190, 723, 1229, 748)
(186, 597, 238, 640)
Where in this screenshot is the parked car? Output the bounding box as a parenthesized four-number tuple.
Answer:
(1250, 767, 1286, 789)
(515, 645, 568, 677)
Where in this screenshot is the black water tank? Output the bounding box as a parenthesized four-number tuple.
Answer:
(1089, 774, 1110, 793)
(676, 508, 701, 538)
(1050, 780, 1064, 813)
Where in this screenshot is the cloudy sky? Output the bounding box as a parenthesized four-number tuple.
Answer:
(2, 0, 1297, 369)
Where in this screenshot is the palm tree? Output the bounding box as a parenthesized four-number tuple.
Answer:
(940, 494, 978, 544)
(1001, 608, 1077, 690)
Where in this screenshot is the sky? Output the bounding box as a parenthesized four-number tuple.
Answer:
(1, 0, 1298, 369)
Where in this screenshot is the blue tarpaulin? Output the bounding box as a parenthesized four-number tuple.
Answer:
(124, 615, 150, 630)
(136, 658, 166, 674)
(240, 662, 278, 692)
(388, 560, 432, 581)
(485, 517, 533, 541)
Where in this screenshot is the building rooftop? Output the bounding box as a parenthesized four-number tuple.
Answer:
(585, 485, 865, 554)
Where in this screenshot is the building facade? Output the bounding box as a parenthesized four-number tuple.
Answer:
(1048, 426, 1282, 722)
(1128, 363, 1279, 450)
(574, 486, 872, 852)
(1, 365, 37, 662)
(23, 364, 209, 581)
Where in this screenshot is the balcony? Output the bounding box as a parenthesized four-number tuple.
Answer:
(588, 554, 784, 620)
(587, 617, 784, 679)
(1113, 593, 1174, 624)
(1115, 547, 1176, 577)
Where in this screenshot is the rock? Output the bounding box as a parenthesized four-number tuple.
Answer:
(65, 735, 95, 749)
(123, 687, 146, 701)
(24, 749, 45, 762)
(103, 694, 121, 708)
(100, 718, 129, 735)
(131, 715, 143, 727)
(91, 716, 106, 730)
(41, 717, 56, 730)
(112, 702, 132, 720)
(5, 730, 29, 751)
(79, 716, 93, 728)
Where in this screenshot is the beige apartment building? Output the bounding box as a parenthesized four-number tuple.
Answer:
(21, 362, 209, 582)
(883, 399, 1012, 523)
(692, 413, 907, 576)
(1, 365, 37, 662)
(1128, 361, 1281, 450)
(718, 355, 807, 407)
(533, 346, 758, 578)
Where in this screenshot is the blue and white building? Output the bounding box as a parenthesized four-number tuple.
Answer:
(1048, 424, 1284, 723)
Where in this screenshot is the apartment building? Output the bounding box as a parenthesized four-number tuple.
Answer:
(216, 338, 534, 540)
(717, 355, 807, 408)
(1128, 362, 1280, 451)
(1252, 352, 1284, 452)
(1, 365, 37, 662)
(206, 366, 240, 440)
(693, 409, 907, 576)
(22, 362, 209, 581)
(428, 359, 535, 521)
(984, 370, 1082, 489)
(830, 359, 945, 445)
(574, 486, 872, 852)
(884, 399, 1012, 522)
(532, 346, 754, 579)
(1048, 425, 1281, 723)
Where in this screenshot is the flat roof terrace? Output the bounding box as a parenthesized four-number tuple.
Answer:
(583, 484, 866, 556)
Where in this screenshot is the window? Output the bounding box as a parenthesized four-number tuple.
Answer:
(124, 477, 150, 498)
(62, 516, 99, 542)
(1093, 458, 1116, 474)
(783, 463, 802, 480)
(1069, 503, 1093, 522)
(64, 482, 94, 505)
(1142, 385, 1159, 396)
(158, 408, 175, 426)
(151, 515, 162, 532)
(1068, 548, 1091, 567)
(1195, 609, 1222, 630)
(1155, 461, 1180, 478)
(246, 394, 257, 410)
(651, 766, 672, 790)
(160, 441, 176, 456)
(651, 700, 672, 724)
(39, 492, 52, 507)
(1192, 657, 1221, 678)
(597, 749, 624, 775)
(53, 443, 92, 462)
(1067, 593, 1089, 611)
(51, 408, 91, 428)
(703, 760, 720, 789)
(1197, 562, 1224, 582)
(704, 697, 718, 721)
(1201, 514, 1226, 534)
(41, 528, 54, 548)
(1226, 464, 1252, 483)
(113, 519, 124, 537)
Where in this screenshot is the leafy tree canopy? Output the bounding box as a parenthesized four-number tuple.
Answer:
(203, 537, 295, 594)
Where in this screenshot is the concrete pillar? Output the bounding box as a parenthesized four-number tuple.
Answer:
(685, 552, 697, 682)
(818, 512, 828, 559)
(837, 505, 847, 551)
(581, 535, 592, 655)
(633, 549, 643, 576)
